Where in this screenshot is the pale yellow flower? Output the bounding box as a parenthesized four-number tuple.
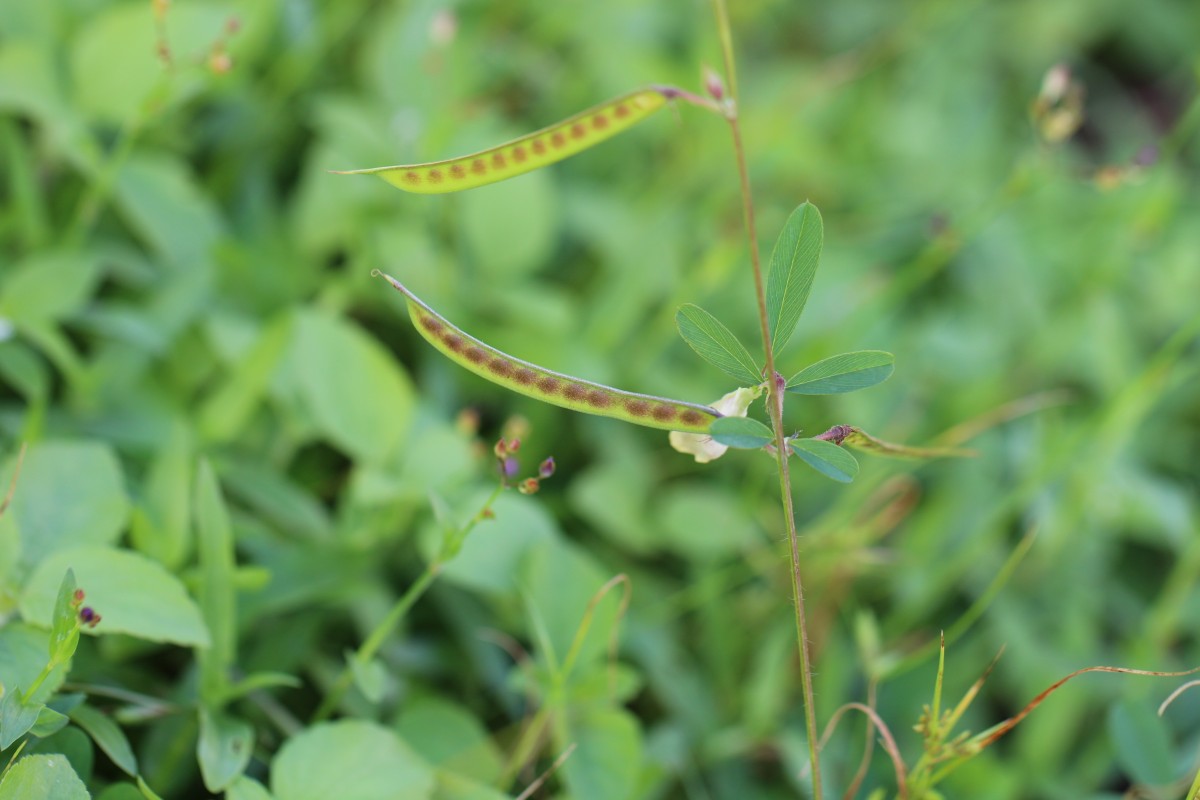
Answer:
(669, 386, 762, 463)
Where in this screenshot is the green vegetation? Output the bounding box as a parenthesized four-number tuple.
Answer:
(1, 1, 1199, 798)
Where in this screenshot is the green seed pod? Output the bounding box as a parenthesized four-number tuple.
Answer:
(336, 88, 670, 193)
(374, 271, 720, 434)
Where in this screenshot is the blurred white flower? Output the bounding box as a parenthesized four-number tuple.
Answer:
(669, 386, 761, 464)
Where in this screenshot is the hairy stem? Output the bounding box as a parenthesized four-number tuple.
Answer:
(711, 3, 823, 797)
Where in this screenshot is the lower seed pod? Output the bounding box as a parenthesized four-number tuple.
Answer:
(373, 271, 720, 434)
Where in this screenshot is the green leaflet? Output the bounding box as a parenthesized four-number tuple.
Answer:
(336, 88, 669, 194)
(766, 203, 823, 355)
(374, 272, 720, 434)
(788, 438, 859, 483)
(675, 304, 762, 385)
(786, 350, 895, 395)
(708, 416, 773, 449)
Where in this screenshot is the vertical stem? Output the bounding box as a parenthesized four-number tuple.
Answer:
(711, 4, 823, 798)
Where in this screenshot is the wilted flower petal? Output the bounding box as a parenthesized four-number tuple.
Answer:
(669, 386, 762, 464)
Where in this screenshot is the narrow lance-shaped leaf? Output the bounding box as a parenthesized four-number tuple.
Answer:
(814, 425, 975, 460)
(335, 87, 671, 194)
(787, 350, 894, 395)
(788, 438, 859, 483)
(374, 272, 720, 434)
(766, 203, 823, 355)
(709, 416, 773, 450)
(675, 304, 762, 385)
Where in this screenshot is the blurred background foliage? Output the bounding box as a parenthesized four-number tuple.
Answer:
(1, 0, 1198, 798)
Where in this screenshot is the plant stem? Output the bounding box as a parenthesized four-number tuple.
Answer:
(311, 482, 505, 722)
(711, 3, 823, 797)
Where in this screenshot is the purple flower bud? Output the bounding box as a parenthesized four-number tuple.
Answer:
(538, 457, 556, 479)
(503, 456, 519, 479)
(79, 607, 97, 624)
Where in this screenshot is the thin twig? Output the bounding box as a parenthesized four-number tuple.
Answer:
(710, 4, 823, 797)
(513, 742, 577, 800)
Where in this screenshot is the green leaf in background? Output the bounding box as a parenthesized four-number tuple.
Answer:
(198, 313, 293, 444)
(462, 170, 558, 279)
(21, 546, 210, 647)
(197, 708, 253, 793)
(288, 309, 416, 465)
(766, 202, 823, 355)
(675, 304, 762, 384)
(129, 422, 192, 570)
(0, 754, 89, 800)
(27, 726, 94, 781)
(0, 250, 100, 325)
(29, 705, 69, 739)
(786, 350, 895, 395)
(559, 708, 642, 800)
(271, 721, 434, 800)
(788, 438, 859, 483)
(1, 441, 129, 565)
(227, 777, 275, 800)
(70, 704, 138, 777)
(1107, 698, 1176, 787)
(0, 625, 67, 703)
(708, 416, 773, 449)
(658, 484, 761, 560)
(0, 689, 43, 749)
(195, 460, 236, 704)
(395, 697, 505, 785)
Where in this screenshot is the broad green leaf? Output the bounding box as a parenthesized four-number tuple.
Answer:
(96, 786, 144, 800)
(27, 726, 94, 782)
(0, 250, 100, 324)
(675, 304, 762, 385)
(288, 309, 416, 464)
(348, 655, 387, 704)
(521, 539, 622, 671)
(559, 708, 642, 800)
(0, 754, 89, 800)
(843, 428, 974, 460)
(272, 721, 434, 800)
(766, 203, 823, 355)
(336, 88, 668, 193)
(708, 416, 773, 449)
(21, 546, 210, 647)
(430, 771, 510, 800)
(0, 625, 67, 703)
(197, 708, 253, 793)
(70, 704, 138, 776)
(461, 169, 557, 280)
(786, 351, 895, 395)
(195, 460, 236, 704)
(227, 777, 275, 800)
(29, 706, 69, 739)
(428, 490, 558, 595)
(789, 438, 859, 483)
(658, 484, 760, 560)
(395, 697, 505, 785)
(0, 689, 42, 749)
(1107, 699, 1175, 787)
(1, 441, 129, 565)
